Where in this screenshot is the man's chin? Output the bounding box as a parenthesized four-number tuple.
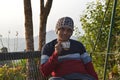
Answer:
(60, 39, 69, 42)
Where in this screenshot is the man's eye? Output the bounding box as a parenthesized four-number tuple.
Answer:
(67, 29, 72, 32)
(59, 27, 65, 31)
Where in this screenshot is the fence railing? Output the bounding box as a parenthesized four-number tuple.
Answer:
(0, 51, 49, 80)
(0, 51, 41, 61)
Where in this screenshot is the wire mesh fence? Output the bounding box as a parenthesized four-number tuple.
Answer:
(0, 51, 50, 80)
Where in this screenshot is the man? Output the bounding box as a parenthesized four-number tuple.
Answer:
(40, 17, 98, 80)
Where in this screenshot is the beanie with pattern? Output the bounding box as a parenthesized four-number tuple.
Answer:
(55, 17, 74, 33)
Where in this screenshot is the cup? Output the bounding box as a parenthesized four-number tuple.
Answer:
(61, 41, 70, 50)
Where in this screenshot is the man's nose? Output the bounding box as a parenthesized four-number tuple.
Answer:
(63, 30, 67, 34)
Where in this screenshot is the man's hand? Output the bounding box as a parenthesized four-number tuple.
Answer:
(55, 42, 62, 54)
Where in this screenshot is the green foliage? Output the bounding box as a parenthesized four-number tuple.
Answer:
(0, 64, 26, 80)
(73, 26, 81, 38)
(79, 0, 120, 79)
(80, 1, 109, 52)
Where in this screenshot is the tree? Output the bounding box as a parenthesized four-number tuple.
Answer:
(80, 0, 120, 52)
(39, 0, 53, 51)
(24, 0, 34, 52)
(23, 0, 53, 79)
(24, 0, 38, 80)
(80, 1, 107, 52)
(79, 0, 120, 79)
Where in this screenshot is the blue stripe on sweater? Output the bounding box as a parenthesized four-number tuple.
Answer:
(80, 52, 92, 64)
(41, 52, 91, 64)
(58, 53, 81, 62)
(41, 55, 49, 64)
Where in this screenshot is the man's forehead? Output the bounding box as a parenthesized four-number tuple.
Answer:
(59, 26, 73, 30)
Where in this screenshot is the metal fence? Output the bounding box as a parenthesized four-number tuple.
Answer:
(0, 51, 50, 80)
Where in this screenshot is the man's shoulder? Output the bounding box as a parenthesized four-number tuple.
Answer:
(70, 39, 86, 54)
(41, 39, 57, 55)
(44, 39, 57, 47)
(46, 39, 57, 44)
(70, 39, 83, 45)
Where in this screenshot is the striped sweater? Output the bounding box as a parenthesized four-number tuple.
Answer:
(40, 39, 98, 80)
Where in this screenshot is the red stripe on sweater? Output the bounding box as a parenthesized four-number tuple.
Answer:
(51, 60, 88, 77)
(40, 52, 98, 80)
(40, 51, 59, 76)
(84, 62, 98, 80)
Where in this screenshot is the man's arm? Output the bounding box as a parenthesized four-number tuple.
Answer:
(40, 51, 59, 76)
(84, 61, 98, 80)
(40, 41, 62, 77)
(81, 52, 98, 80)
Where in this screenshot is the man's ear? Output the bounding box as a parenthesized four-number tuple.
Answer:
(70, 30, 73, 36)
(55, 30, 58, 34)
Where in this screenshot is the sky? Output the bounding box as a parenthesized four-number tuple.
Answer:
(0, 0, 96, 38)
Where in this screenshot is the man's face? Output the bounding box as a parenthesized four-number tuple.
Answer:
(57, 26, 73, 42)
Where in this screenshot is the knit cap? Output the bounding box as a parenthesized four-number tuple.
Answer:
(55, 17, 74, 33)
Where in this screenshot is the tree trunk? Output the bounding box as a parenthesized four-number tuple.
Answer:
(39, 0, 53, 80)
(24, 0, 39, 80)
(24, 0, 34, 51)
(39, 0, 53, 51)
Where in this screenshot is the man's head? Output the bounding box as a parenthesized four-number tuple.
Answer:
(56, 17, 74, 33)
(55, 17, 74, 42)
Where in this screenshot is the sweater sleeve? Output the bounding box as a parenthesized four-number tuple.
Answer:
(84, 62, 98, 80)
(80, 52, 98, 80)
(40, 51, 59, 77)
